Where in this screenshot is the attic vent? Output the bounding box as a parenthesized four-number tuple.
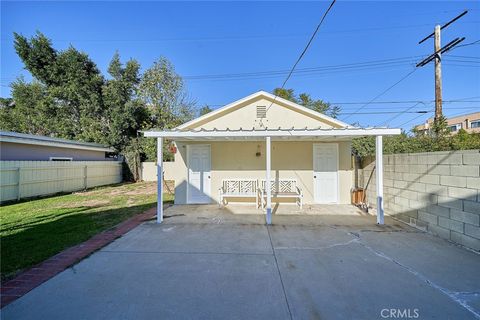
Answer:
(256, 106, 267, 118)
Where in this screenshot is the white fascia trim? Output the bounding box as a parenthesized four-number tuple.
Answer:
(144, 128, 401, 138)
(0, 137, 114, 152)
(176, 91, 350, 130)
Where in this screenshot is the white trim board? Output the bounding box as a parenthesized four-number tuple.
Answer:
(144, 128, 401, 139)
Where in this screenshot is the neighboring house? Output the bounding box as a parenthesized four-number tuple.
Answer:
(414, 112, 480, 134)
(0, 131, 115, 161)
(145, 91, 400, 224)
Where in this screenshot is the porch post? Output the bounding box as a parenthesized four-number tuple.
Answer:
(157, 137, 163, 223)
(375, 135, 384, 225)
(265, 136, 272, 225)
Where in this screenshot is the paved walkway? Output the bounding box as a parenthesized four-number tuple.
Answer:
(1, 206, 161, 307)
(2, 206, 480, 319)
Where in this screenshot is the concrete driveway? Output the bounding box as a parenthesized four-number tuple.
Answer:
(3, 205, 480, 320)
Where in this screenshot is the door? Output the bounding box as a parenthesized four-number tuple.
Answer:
(187, 145, 211, 204)
(313, 143, 339, 203)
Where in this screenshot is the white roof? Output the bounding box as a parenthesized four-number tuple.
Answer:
(177, 90, 350, 130)
(144, 127, 401, 141)
(0, 131, 114, 152)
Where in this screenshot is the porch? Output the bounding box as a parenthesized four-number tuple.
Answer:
(144, 127, 401, 225)
(163, 203, 384, 227)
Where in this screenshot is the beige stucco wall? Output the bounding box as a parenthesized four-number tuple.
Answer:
(164, 92, 352, 207)
(170, 140, 353, 206)
(182, 98, 341, 130)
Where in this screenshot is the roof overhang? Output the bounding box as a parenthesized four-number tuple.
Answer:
(143, 128, 401, 141)
(0, 132, 114, 152)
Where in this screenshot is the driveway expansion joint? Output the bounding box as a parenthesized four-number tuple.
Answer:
(266, 225, 293, 320)
(358, 239, 480, 319)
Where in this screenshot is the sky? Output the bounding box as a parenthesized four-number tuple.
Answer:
(1, 1, 479, 130)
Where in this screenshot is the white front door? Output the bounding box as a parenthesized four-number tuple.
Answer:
(187, 144, 211, 204)
(313, 143, 339, 203)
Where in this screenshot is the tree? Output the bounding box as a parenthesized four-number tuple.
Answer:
(199, 105, 213, 116)
(138, 57, 195, 161)
(12, 32, 105, 141)
(139, 57, 194, 131)
(0, 79, 57, 136)
(272, 88, 340, 118)
(273, 88, 296, 102)
(102, 53, 147, 152)
(2, 32, 197, 180)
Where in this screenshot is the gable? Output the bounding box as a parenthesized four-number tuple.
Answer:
(179, 91, 348, 131)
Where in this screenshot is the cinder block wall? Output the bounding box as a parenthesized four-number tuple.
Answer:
(360, 150, 480, 251)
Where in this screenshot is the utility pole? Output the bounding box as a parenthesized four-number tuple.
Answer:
(434, 25, 442, 122)
(416, 10, 467, 128)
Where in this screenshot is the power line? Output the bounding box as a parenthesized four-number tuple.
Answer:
(340, 110, 429, 115)
(448, 55, 480, 60)
(377, 102, 425, 126)
(183, 56, 420, 80)
(275, 0, 336, 97)
(205, 99, 480, 108)
(340, 68, 418, 121)
(262, 0, 337, 118)
(331, 99, 480, 105)
(454, 39, 480, 49)
(3, 21, 478, 44)
(397, 111, 434, 128)
(418, 10, 468, 44)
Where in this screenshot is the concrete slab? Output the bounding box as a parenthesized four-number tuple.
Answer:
(274, 241, 474, 320)
(3, 205, 480, 320)
(103, 222, 273, 255)
(358, 230, 480, 292)
(2, 251, 289, 320)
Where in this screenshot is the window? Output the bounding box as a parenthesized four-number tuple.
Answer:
(448, 124, 461, 132)
(49, 157, 73, 161)
(471, 120, 480, 128)
(256, 105, 267, 118)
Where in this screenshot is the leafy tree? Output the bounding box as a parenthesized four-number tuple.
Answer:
(199, 105, 213, 116)
(273, 88, 296, 102)
(2, 80, 57, 136)
(351, 129, 480, 157)
(139, 57, 194, 131)
(138, 57, 195, 162)
(12, 32, 105, 141)
(102, 53, 147, 151)
(1, 32, 198, 180)
(272, 87, 340, 118)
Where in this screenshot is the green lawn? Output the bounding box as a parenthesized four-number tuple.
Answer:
(0, 182, 172, 281)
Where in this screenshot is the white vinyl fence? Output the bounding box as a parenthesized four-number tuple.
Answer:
(0, 161, 123, 202)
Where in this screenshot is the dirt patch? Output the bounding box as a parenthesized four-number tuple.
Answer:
(75, 182, 158, 197)
(126, 198, 136, 207)
(59, 199, 111, 209)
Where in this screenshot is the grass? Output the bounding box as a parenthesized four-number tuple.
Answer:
(0, 182, 173, 281)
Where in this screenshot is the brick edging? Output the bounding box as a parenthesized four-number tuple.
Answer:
(1, 205, 168, 308)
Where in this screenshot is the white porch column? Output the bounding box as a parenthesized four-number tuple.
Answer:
(157, 137, 163, 223)
(375, 135, 384, 225)
(265, 136, 272, 225)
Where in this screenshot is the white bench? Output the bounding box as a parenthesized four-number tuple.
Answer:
(218, 179, 259, 207)
(260, 179, 303, 209)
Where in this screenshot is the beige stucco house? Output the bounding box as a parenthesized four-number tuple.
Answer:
(144, 91, 400, 224)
